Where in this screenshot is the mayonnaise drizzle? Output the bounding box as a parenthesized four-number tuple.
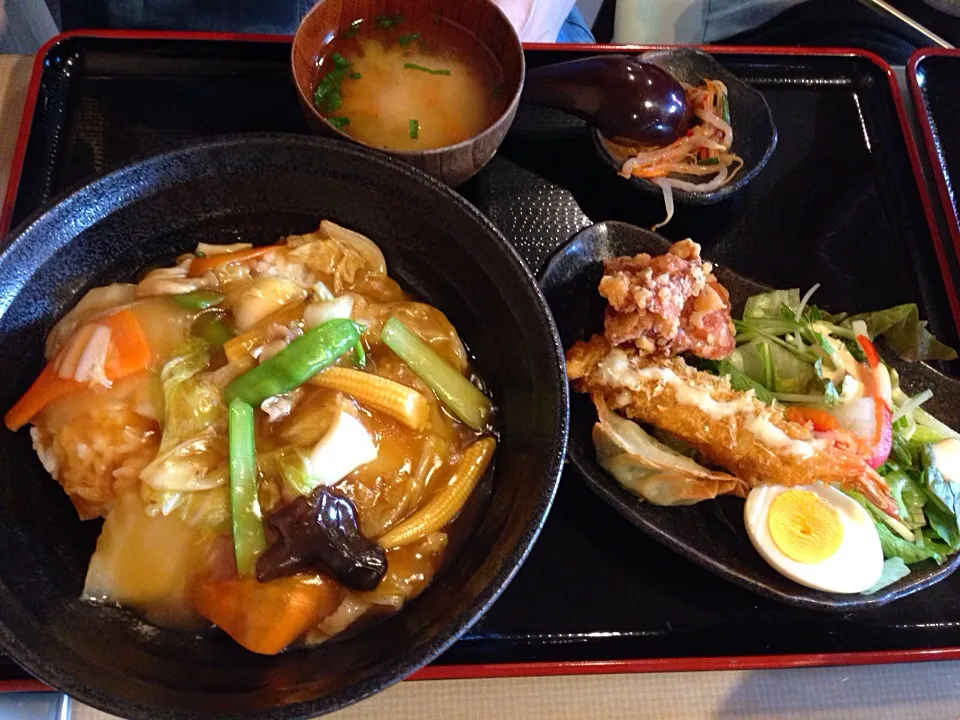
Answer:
(595, 349, 817, 458)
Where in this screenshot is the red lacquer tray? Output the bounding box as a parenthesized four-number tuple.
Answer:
(3, 32, 960, 691)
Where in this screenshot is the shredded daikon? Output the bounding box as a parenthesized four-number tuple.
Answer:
(891, 389, 933, 424)
(652, 178, 675, 231)
(794, 283, 821, 322)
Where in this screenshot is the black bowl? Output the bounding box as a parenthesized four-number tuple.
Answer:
(0, 134, 568, 718)
(540, 220, 960, 611)
(592, 48, 778, 205)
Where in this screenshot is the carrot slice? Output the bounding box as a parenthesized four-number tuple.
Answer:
(4, 364, 81, 432)
(188, 245, 281, 278)
(4, 309, 152, 432)
(193, 573, 341, 655)
(856, 334, 880, 370)
(784, 406, 840, 433)
(102, 309, 151, 376)
(632, 166, 673, 179)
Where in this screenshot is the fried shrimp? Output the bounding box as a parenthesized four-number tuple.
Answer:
(567, 335, 899, 518)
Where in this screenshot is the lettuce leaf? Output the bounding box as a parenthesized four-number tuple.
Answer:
(731, 340, 817, 395)
(876, 523, 943, 564)
(844, 304, 957, 362)
(847, 490, 944, 564)
(696, 358, 776, 404)
(921, 444, 960, 537)
(861, 557, 910, 595)
(743, 289, 800, 320)
(884, 470, 927, 529)
(925, 502, 960, 551)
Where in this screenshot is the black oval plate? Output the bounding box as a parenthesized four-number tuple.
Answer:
(540, 220, 960, 611)
(0, 134, 568, 719)
(592, 48, 778, 205)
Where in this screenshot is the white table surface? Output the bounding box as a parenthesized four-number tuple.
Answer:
(2, 50, 960, 720)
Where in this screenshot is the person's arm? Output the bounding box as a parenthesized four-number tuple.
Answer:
(492, 0, 580, 41)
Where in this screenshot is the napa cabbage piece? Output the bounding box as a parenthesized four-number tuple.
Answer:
(45, 283, 137, 359)
(592, 397, 747, 505)
(141, 339, 229, 519)
(159, 338, 221, 449)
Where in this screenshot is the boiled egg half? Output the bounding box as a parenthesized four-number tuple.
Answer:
(744, 483, 883, 593)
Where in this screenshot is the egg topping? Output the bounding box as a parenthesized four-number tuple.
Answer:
(767, 489, 843, 564)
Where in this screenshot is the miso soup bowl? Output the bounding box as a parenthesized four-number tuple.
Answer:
(0, 134, 567, 719)
(291, 0, 525, 186)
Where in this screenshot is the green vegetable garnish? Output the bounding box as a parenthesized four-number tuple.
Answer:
(324, 91, 342, 112)
(399, 32, 421, 46)
(404, 63, 451, 76)
(697, 156, 720, 166)
(343, 18, 362, 37)
(224, 319, 361, 406)
(822, 379, 840, 406)
(376, 14, 403, 28)
(409, 118, 419, 140)
(349, 71, 362, 80)
(229, 398, 266, 576)
(314, 53, 353, 113)
(719, 92, 730, 125)
(381, 316, 492, 431)
(172, 290, 224, 310)
(353, 339, 366, 368)
(757, 342, 775, 392)
(193, 314, 236, 346)
(328, 116, 351, 129)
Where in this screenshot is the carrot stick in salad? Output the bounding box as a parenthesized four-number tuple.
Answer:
(4, 309, 151, 431)
(784, 406, 840, 433)
(856, 335, 880, 369)
(188, 245, 281, 278)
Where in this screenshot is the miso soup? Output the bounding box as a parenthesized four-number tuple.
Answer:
(314, 14, 507, 151)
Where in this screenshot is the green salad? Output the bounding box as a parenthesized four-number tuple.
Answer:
(699, 286, 960, 592)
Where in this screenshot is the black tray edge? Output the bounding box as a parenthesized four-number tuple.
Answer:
(908, 49, 960, 325)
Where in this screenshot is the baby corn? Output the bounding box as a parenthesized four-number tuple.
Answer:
(378, 437, 496, 549)
(311, 366, 431, 431)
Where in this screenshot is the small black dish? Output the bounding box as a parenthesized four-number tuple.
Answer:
(540, 220, 960, 611)
(0, 134, 569, 719)
(592, 48, 778, 206)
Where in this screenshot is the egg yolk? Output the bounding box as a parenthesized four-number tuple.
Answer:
(767, 489, 843, 564)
